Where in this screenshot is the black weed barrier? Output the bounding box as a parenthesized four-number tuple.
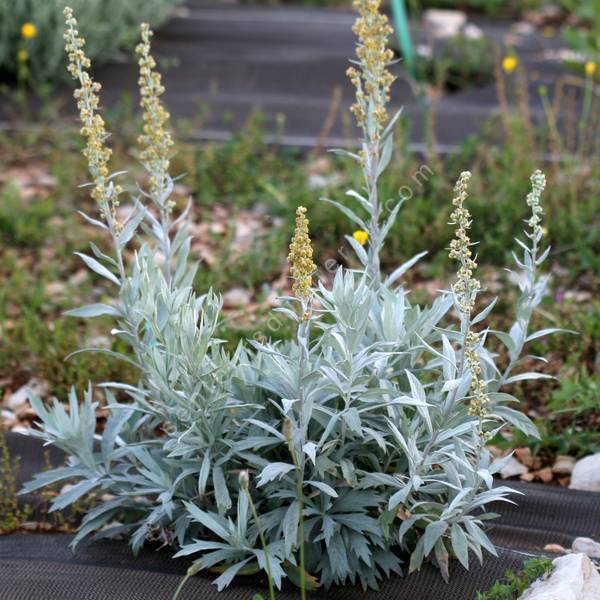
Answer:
(1, 433, 599, 600)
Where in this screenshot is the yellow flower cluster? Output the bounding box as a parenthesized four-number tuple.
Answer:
(136, 23, 174, 199)
(448, 171, 479, 314)
(465, 331, 489, 417)
(525, 170, 546, 240)
(288, 207, 316, 302)
(63, 7, 120, 222)
(346, 0, 395, 136)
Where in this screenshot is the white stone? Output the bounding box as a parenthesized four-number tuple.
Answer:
(521, 554, 600, 600)
(416, 44, 433, 59)
(463, 24, 483, 40)
(7, 386, 29, 410)
(223, 287, 252, 308)
(307, 173, 344, 190)
(500, 456, 529, 479)
(570, 453, 600, 492)
(572, 537, 600, 560)
(552, 455, 576, 475)
(513, 21, 535, 36)
(10, 425, 28, 434)
(5, 379, 47, 410)
(423, 9, 467, 39)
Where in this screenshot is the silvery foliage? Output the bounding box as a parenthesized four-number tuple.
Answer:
(22, 105, 559, 594)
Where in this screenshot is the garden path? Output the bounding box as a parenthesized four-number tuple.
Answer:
(0, 2, 584, 152)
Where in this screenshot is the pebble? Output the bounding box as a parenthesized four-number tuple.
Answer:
(10, 425, 28, 434)
(544, 543, 567, 554)
(553, 455, 576, 475)
(534, 466, 554, 484)
(223, 287, 252, 308)
(423, 9, 467, 39)
(570, 453, 600, 492)
(6, 386, 29, 410)
(463, 24, 483, 40)
(5, 380, 47, 410)
(515, 447, 538, 469)
(500, 456, 529, 479)
(572, 537, 600, 560)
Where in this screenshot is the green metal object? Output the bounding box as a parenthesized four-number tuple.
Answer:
(390, 0, 415, 78)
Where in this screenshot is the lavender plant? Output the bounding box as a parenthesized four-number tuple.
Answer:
(22, 1, 562, 594)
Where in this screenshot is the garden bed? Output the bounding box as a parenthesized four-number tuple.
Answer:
(2, 433, 599, 599)
(0, 2, 598, 597)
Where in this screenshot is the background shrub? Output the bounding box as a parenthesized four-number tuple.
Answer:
(0, 0, 180, 86)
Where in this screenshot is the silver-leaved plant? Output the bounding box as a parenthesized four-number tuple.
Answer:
(22, 1, 562, 595)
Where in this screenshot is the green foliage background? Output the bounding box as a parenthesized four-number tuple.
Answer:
(0, 0, 180, 85)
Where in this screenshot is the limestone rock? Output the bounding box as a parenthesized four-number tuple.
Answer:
(223, 287, 252, 308)
(4, 379, 47, 410)
(423, 10, 466, 39)
(521, 554, 600, 600)
(570, 454, 600, 492)
(500, 456, 529, 479)
(552, 455, 576, 475)
(572, 537, 600, 560)
(463, 24, 483, 40)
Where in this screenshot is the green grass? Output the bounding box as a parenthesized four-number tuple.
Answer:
(476, 557, 554, 600)
(0, 427, 31, 533)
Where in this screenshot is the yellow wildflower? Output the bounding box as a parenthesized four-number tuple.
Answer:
(585, 61, 597, 78)
(21, 23, 37, 39)
(502, 55, 518, 74)
(347, 0, 395, 137)
(288, 207, 316, 302)
(353, 230, 369, 245)
(17, 49, 28, 62)
(136, 23, 173, 198)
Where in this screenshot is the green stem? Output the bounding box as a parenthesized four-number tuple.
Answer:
(366, 139, 382, 286)
(172, 563, 201, 600)
(577, 75, 593, 156)
(289, 441, 307, 600)
(245, 488, 276, 600)
(172, 572, 191, 600)
(294, 307, 308, 599)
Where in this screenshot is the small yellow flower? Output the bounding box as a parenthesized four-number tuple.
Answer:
(585, 61, 597, 78)
(21, 23, 38, 39)
(502, 55, 518, 74)
(17, 49, 29, 62)
(352, 230, 369, 245)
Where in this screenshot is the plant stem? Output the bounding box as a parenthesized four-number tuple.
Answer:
(296, 470, 307, 600)
(294, 303, 309, 599)
(245, 488, 276, 600)
(365, 139, 382, 285)
(289, 435, 307, 600)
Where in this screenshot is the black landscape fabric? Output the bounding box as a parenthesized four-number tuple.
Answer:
(1, 432, 599, 600)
